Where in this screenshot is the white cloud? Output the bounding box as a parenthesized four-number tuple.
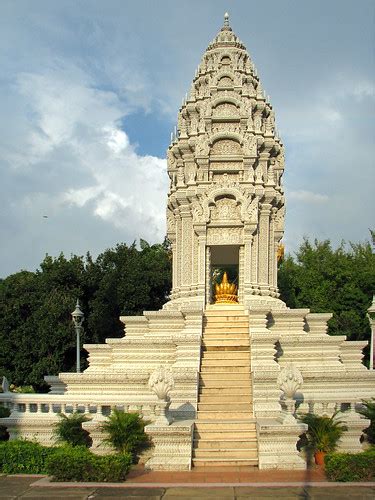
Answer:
(0, 59, 169, 276)
(288, 190, 329, 204)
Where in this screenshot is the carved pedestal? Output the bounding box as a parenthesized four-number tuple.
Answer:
(257, 419, 307, 469)
(145, 421, 194, 471)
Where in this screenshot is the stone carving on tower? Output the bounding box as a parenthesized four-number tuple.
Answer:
(166, 13, 285, 310)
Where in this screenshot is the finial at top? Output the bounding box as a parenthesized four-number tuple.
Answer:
(224, 12, 229, 27)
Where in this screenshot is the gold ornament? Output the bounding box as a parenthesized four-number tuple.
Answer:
(214, 272, 238, 304)
(277, 243, 285, 263)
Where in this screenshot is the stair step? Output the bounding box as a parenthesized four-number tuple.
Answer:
(205, 305, 245, 312)
(203, 328, 249, 339)
(192, 458, 258, 467)
(197, 402, 252, 412)
(204, 326, 249, 332)
(199, 382, 249, 389)
(201, 358, 250, 366)
(200, 372, 250, 380)
(197, 411, 252, 420)
(193, 438, 257, 450)
(200, 367, 251, 375)
(204, 316, 249, 323)
(203, 339, 249, 346)
(203, 345, 249, 351)
(199, 393, 253, 408)
(199, 390, 251, 397)
(193, 448, 258, 459)
(198, 394, 252, 403)
(203, 329, 249, 335)
(195, 431, 257, 440)
(201, 351, 250, 359)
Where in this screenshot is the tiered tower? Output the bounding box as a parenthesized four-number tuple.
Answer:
(166, 13, 285, 310)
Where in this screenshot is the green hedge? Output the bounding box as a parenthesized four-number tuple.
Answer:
(325, 448, 375, 481)
(0, 405, 10, 441)
(0, 440, 57, 474)
(46, 446, 132, 482)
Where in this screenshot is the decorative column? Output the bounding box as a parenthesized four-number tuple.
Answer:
(238, 245, 245, 304)
(258, 203, 271, 291)
(251, 231, 259, 293)
(257, 362, 307, 469)
(145, 366, 194, 471)
(268, 208, 277, 294)
(148, 366, 174, 425)
(174, 213, 182, 298)
(180, 206, 192, 294)
(243, 228, 253, 299)
(195, 225, 207, 299)
(367, 296, 375, 370)
(277, 363, 303, 423)
(205, 246, 211, 305)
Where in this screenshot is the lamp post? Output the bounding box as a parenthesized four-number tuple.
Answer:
(71, 299, 84, 373)
(367, 296, 375, 370)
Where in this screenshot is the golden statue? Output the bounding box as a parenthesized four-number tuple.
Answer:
(214, 272, 238, 304)
(277, 243, 285, 263)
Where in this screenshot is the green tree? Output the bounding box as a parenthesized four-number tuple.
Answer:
(0, 240, 171, 390)
(278, 237, 374, 344)
(100, 410, 149, 460)
(53, 412, 92, 447)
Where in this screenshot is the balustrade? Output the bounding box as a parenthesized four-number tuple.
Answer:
(0, 393, 161, 421)
(297, 398, 363, 418)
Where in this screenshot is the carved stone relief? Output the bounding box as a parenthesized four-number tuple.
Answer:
(212, 102, 239, 118)
(212, 122, 241, 134)
(210, 162, 242, 171)
(195, 136, 210, 156)
(191, 197, 209, 224)
(211, 139, 242, 155)
(242, 196, 258, 224)
(218, 76, 233, 87)
(212, 173, 239, 185)
(274, 207, 285, 233)
(210, 197, 240, 222)
(220, 55, 232, 67)
(166, 208, 176, 233)
(243, 135, 257, 155)
(207, 227, 243, 245)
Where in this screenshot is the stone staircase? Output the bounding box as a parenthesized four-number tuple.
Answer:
(192, 305, 258, 467)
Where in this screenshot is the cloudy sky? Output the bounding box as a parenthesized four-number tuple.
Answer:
(0, 0, 374, 277)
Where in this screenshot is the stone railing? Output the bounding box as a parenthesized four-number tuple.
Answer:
(0, 392, 164, 420)
(0, 370, 195, 471)
(297, 397, 370, 454)
(298, 397, 366, 418)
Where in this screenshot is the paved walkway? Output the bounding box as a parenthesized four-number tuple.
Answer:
(1, 468, 374, 499)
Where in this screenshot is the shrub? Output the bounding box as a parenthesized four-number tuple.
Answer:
(0, 405, 10, 441)
(299, 412, 348, 453)
(357, 399, 375, 444)
(0, 406, 10, 418)
(0, 440, 57, 474)
(100, 410, 149, 460)
(53, 412, 92, 447)
(46, 445, 132, 482)
(325, 448, 375, 481)
(9, 385, 35, 393)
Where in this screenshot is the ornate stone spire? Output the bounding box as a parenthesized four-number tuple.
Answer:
(166, 15, 285, 310)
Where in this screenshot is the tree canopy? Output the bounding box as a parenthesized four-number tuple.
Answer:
(0, 240, 171, 391)
(278, 238, 374, 343)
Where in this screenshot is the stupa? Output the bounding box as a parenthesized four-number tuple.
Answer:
(1, 14, 374, 471)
